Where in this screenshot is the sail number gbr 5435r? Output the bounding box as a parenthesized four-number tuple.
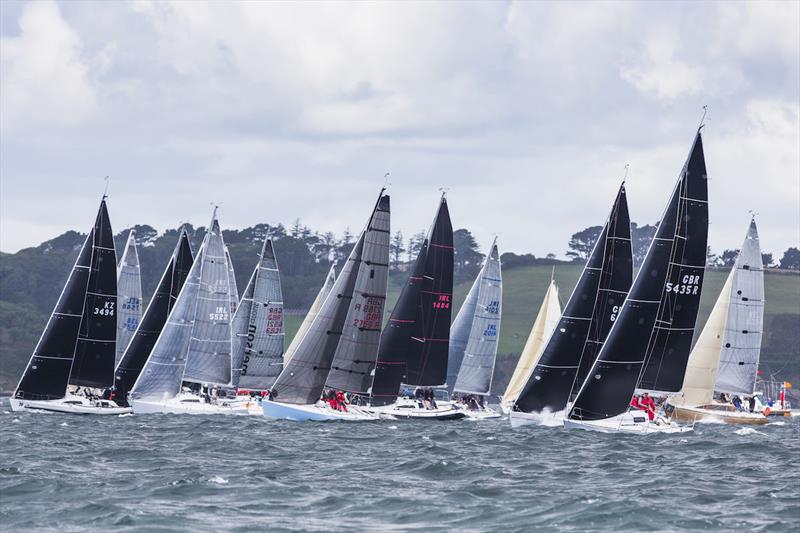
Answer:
(665, 274, 702, 295)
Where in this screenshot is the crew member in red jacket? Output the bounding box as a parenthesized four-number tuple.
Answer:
(640, 392, 656, 421)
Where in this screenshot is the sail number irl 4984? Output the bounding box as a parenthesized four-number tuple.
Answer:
(665, 274, 702, 295)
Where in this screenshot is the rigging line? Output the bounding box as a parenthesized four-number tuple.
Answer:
(698, 104, 708, 130)
(103, 176, 110, 199)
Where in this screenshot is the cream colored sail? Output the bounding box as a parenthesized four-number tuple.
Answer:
(673, 268, 734, 407)
(502, 279, 561, 407)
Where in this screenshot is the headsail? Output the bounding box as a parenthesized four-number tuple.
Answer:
(231, 238, 285, 391)
(226, 246, 239, 316)
(451, 239, 503, 396)
(14, 198, 116, 400)
(370, 195, 453, 406)
(284, 264, 336, 364)
(269, 193, 386, 405)
(714, 219, 764, 396)
(514, 183, 632, 414)
(325, 194, 391, 395)
(569, 129, 708, 421)
(113, 230, 193, 405)
(116, 230, 143, 365)
(501, 279, 561, 408)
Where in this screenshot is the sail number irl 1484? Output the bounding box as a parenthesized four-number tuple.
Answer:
(665, 274, 702, 295)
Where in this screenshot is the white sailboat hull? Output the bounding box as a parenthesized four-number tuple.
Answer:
(456, 404, 502, 420)
(261, 399, 379, 421)
(369, 398, 467, 420)
(131, 392, 248, 415)
(564, 410, 693, 434)
(508, 409, 565, 428)
(9, 396, 131, 415)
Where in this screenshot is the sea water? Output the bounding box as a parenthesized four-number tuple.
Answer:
(1, 401, 797, 532)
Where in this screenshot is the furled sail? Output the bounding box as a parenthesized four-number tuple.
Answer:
(569, 129, 708, 422)
(226, 246, 239, 316)
(113, 230, 193, 405)
(14, 198, 117, 400)
(370, 195, 453, 406)
(231, 238, 285, 391)
(183, 212, 234, 386)
(284, 264, 336, 364)
(501, 279, 561, 409)
(714, 219, 764, 396)
(116, 230, 143, 365)
(269, 193, 387, 405)
(325, 194, 391, 395)
(451, 239, 503, 396)
(514, 183, 632, 414)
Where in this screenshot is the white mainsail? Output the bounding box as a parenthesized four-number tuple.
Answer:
(283, 264, 336, 365)
(501, 278, 560, 408)
(451, 239, 503, 396)
(116, 230, 143, 365)
(714, 219, 765, 396)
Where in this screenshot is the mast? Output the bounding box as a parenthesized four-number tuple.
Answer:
(231, 238, 285, 391)
(370, 194, 453, 406)
(183, 210, 234, 386)
(13, 197, 115, 400)
(714, 218, 764, 395)
(325, 193, 391, 395)
(514, 183, 632, 414)
(451, 239, 503, 396)
(284, 264, 336, 364)
(569, 128, 709, 421)
(116, 230, 143, 365)
(113, 230, 193, 405)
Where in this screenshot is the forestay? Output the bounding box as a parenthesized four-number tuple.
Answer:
(116, 230, 143, 365)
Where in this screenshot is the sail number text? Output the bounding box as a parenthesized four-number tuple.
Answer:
(665, 274, 702, 296)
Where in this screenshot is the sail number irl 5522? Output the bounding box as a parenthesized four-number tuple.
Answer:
(665, 274, 702, 295)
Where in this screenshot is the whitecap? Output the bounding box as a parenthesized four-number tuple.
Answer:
(769, 421, 786, 426)
(12, 418, 20, 423)
(487, 436, 496, 441)
(440, 461, 448, 466)
(422, 435, 430, 440)
(60, 422, 69, 427)
(388, 425, 398, 430)
(734, 427, 764, 436)
(118, 413, 134, 418)
(209, 476, 229, 485)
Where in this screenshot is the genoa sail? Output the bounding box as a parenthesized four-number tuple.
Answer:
(14, 198, 117, 400)
(451, 239, 503, 396)
(284, 264, 336, 365)
(714, 219, 764, 396)
(231, 238, 285, 391)
(370, 194, 454, 406)
(113, 230, 193, 405)
(116, 230, 143, 365)
(501, 279, 561, 409)
(183, 212, 234, 386)
(325, 194, 391, 395)
(514, 183, 632, 414)
(569, 129, 708, 422)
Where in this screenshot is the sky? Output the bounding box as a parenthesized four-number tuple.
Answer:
(1, 1, 798, 259)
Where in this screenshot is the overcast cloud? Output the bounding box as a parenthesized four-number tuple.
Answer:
(1, 0, 798, 259)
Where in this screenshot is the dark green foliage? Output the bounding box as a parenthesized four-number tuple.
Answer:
(780, 247, 800, 270)
(453, 228, 484, 284)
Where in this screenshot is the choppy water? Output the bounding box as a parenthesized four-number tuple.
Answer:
(1, 401, 798, 532)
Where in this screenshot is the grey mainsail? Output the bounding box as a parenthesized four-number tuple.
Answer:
(231, 238, 285, 390)
(130, 240, 204, 401)
(714, 218, 764, 396)
(284, 264, 336, 364)
(451, 239, 502, 396)
(226, 246, 239, 316)
(325, 194, 391, 394)
(183, 212, 234, 386)
(116, 230, 143, 365)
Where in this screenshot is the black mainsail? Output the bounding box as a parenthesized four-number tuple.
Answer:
(569, 130, 709, 421)
(112, 230, 194, 405)
(14, 197, 117, 400)
(370, 195, 454, 406)
(514, 183, 632, 415)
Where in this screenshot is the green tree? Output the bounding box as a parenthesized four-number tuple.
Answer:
(719, 249, 740, 267)
(779, 247, 800, 270)
(453, 228, 484, 284)
(566, 226, 602, 261)
(390, 231, 405, 270)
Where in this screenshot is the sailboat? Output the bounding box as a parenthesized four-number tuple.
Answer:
(668, 218, 769, 424)
(261, 191, 390, 421)
(10, 196, 126, 414)
(500, 278, 561, 413)
(116, 230, 142, 366)
(510, 183, 633, 427)
(230, 238, 284, 413)
(367, 194, 465, 420)
(130, 208, 243, 414)
(447, 238, 503, 419)
(283, 264, 336, 364)
(565, 126, 709, 434)
(226, 246, 239, 315)
(111, 229, 194, 407)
